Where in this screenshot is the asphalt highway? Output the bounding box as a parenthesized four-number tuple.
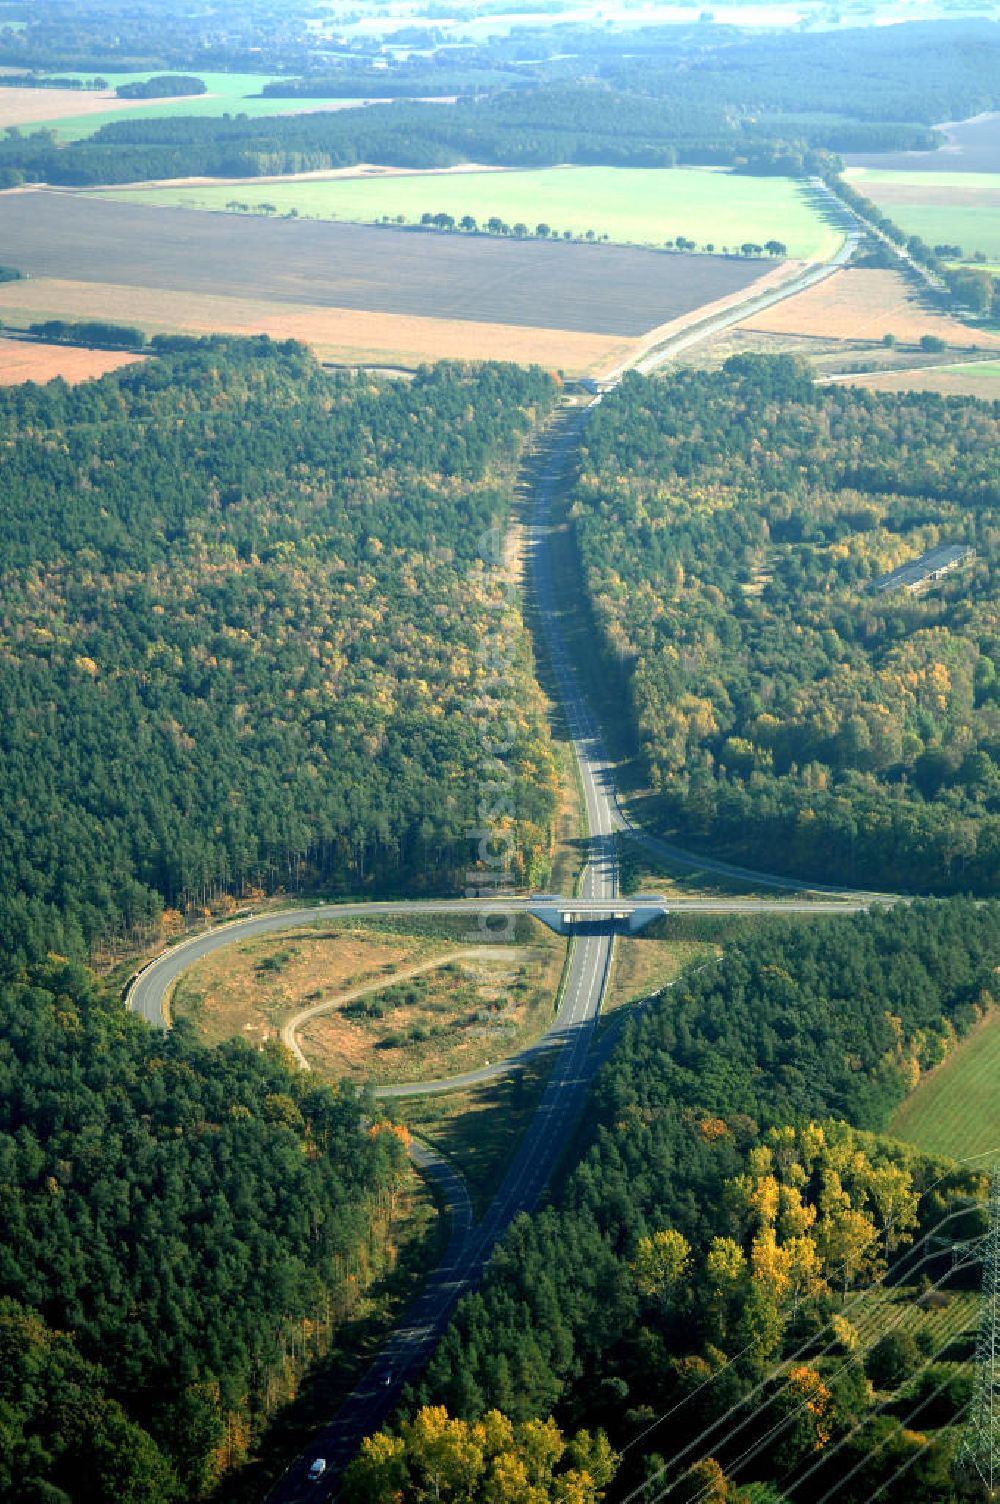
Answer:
(125, 398, 883, 1502)
(253, 394, 625, 1500)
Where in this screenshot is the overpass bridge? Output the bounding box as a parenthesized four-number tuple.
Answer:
(525, 894, 668, 935)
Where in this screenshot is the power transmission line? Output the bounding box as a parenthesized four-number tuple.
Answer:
(956, 1165, 1000, 1496)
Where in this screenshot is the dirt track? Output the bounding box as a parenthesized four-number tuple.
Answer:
(283, 947, 520, 1070)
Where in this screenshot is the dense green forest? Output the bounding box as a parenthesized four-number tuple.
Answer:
(0, 340, 558, 966)
(2, 20, 998, 186)
(409, 899, 1000, 1501)
(0, 956, 407, 1501)
(0, 87, 837, 188)
(570, 357, 1000, 893)
(115, 73, 207, 98)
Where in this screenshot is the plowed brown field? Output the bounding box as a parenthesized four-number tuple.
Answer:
(0, 190, 772, 337)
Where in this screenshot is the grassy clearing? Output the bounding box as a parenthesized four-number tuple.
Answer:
(889, 1009, 1000, 1162)
(604, 933, 718, 1013)
(93, 166, 843, 261)
(298, 939, 564, 1085)
(171, 914, 565, 1086)
(619, 835, 800, 901)
(396, 1052, 555, 1217)
(547, 738, 586, 895)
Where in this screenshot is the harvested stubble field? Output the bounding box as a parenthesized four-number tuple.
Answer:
(0, 190, 773, 338)
(0, 278, 633, 375)
(838, 359, 1000, 399)
(741, 267, 999, 348)
(0, 335, 145, 385)
(604, 934, 717, 1013)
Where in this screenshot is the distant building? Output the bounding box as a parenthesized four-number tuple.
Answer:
(871, 544, 974, 596)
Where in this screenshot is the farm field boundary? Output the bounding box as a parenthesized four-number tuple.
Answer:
(92, 165, 844, 262)
(0, 191, 775, 337)
(0, 278, 635, 376)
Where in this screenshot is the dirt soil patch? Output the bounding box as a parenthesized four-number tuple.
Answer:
(168, 923, 448, 1047)
(0, 277, 634, 375)
(741, 267, 999, 348)
(0, 335, 145, 385)
(298, 942, 564, 1085)
(0, 190, 775, 338)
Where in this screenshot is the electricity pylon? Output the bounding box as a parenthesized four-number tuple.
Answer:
(956, 1168, 1000, 1498)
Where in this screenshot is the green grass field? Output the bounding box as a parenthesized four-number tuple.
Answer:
(14, 72, 374, 140)
(940, 360, 1000, 380)
(92, 166, 843, 260)
(889, 1011, 1000, 1162)
(851, 168, 1000, 262)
